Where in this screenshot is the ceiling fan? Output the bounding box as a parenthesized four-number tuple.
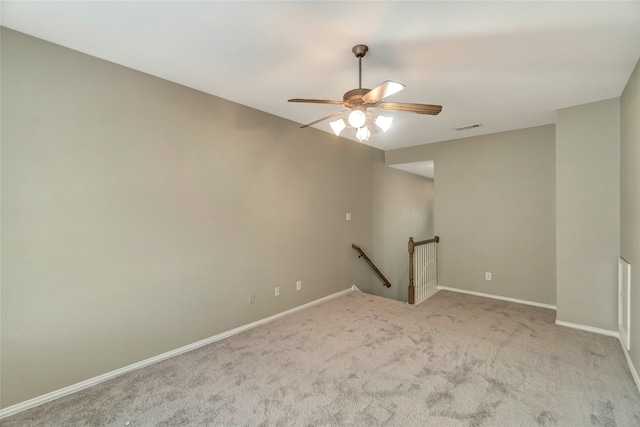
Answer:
(288, 44, 442, 142)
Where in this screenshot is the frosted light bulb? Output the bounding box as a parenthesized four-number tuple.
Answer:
(347, 109, 366, 128)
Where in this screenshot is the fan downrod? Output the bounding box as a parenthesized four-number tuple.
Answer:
(352, 45, 369, 89)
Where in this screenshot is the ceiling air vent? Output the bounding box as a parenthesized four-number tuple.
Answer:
(456, 123, 483, 131)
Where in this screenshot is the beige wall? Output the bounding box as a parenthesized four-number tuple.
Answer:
(556, 98, 620, 331)
(621, 59, 640, 376)
(0, 28, 428, 408)
(3, 26, 635, 410)
(386, 125, 557, 305)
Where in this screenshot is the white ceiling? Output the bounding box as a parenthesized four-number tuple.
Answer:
(2, 1, 639, 152)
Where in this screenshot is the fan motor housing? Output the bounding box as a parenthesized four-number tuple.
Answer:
(343, 88, 372, 106)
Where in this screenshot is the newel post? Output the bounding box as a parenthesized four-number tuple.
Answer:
(408, 237, 415, 304)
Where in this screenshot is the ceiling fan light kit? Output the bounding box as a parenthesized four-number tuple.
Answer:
(375, 115, 393, 133)
(347, 109, 367, 128)
(329, 119, 347, 136)
(289, 44, 442, 143)
(356, 126, 371, 142)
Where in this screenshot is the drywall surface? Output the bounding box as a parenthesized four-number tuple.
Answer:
(621, 58, 640, 376)
(386, 125, 556, 305)
(556, 98, 620, 331)
(1, 28, 425, 408)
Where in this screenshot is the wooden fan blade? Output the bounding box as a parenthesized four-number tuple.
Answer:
(288, 98, 345, 105)
(376, 102, 442, 115)
(361, 81, 406, 104)
(300, 109, 349, 128)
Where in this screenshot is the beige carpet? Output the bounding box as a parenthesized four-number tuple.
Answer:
(2, 290, 640, 426)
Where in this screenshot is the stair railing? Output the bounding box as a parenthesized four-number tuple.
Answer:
(408, 236, 440, 304)
(351, 244, 392, 288)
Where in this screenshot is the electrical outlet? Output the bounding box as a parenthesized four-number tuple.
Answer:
(249, 293, 255, 304)
(275, 287, 280, 296)
(485, 272, 492, 281)
(296, 280, 302, 291)
(346, 213, 351, 221)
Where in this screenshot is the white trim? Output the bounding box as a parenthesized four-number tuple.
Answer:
(0, 287, 356, 420)
(619, 336, 640, 393)
(554, 320, 620, 338)
(437, 286, 557, 310)
(618, 257, 631, 351)
(351, 284, 362, 292)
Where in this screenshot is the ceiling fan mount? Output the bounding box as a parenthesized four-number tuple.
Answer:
(351, 44, 369, 58)
(288, 44, 442, 141)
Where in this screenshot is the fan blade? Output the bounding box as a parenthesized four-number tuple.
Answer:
(300, 109, 349, 128)
(376, 102, 442, 115)
(288, 98, 345, 105)
(361, 81, 406, 104)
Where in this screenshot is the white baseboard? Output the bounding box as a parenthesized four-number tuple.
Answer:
(437, 286, 557, 310)
(0, 286, 356, 420)
(554, 320, 620, 338)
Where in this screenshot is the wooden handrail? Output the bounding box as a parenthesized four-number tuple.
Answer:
(413, 236, 440, 246)
(408, 236, 440, 304)
(351, 244, 392, 288)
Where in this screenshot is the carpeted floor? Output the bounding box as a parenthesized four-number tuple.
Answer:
(2, 290, 640, 426)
